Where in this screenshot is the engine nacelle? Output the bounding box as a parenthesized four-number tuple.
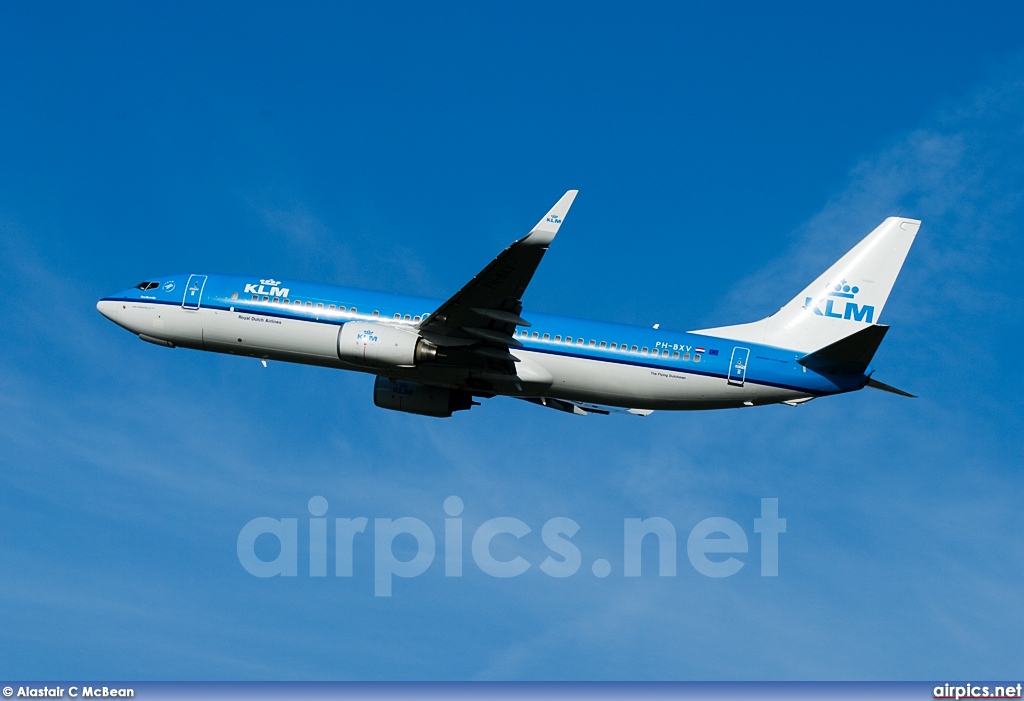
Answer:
(338, 322, 437, 368)
(373, 377, 476, 418)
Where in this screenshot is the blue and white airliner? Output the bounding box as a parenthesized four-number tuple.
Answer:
(97, 191, 918, 417)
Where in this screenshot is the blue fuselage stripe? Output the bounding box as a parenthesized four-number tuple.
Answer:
(102, 282, 851, 396)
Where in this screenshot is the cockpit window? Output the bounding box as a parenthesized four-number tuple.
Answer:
(134, 281, 160, 290)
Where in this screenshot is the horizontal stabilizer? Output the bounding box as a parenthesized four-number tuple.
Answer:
(797, 324, 889, 375)
(866, 378, 916, 398)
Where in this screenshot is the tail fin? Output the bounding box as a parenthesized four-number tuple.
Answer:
(693, 217, 920, 352)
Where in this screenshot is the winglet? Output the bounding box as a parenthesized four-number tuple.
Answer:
(523, 190, 578, 245)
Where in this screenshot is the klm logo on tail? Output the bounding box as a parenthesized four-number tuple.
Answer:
(804, 280, 874, 322)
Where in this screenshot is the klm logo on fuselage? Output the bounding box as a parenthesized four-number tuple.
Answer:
(804, 280, 874, 322)
(244, 278, 290, 298)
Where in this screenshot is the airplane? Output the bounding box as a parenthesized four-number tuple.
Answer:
(97, 191, 919, 417)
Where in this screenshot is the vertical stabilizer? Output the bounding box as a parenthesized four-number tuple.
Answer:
(692, 217, 920, 352)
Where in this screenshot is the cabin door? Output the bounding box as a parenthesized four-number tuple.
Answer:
(182, 274, 208, 310)
(727, 347, 750, 386)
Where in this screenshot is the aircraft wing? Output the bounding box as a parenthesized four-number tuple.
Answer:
(417, 191, 577, 369)
(520, 397, 654, 417)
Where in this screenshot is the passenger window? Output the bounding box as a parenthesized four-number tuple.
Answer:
(589, 340, 596, 347)
(394, 313, 401, 319)
(672, 351, 680, 359)
(251, 295, 258, 301)
(350, 307, 357, 314)
(641, 347, 648, 354)
(554, 335, 561, 342)
(610, 343, 617, 350)
(565, 337, 572, 343)
(414, 316, 421, 322)
(576, 339, 584, 346)
(631, 345, 638, 352)
(317, 303, 324, 310)
(599, 341, 607, 348)
(262, 296, 269, 302)
(683, 352, 690, 360)
(532, 332, 539, 339)
(662, 349, 669, 357)
(294, 300, 301, 306)
(372, 310, 378, 316)
(231, 292, 238, 300)
(694, 354, 701, 362)
(329, 305, 335, 311)
(404, 314, 411, 321)
(271, 297, 278, 303)
(339, 306, 347, 312)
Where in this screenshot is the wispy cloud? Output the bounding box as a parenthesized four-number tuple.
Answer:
(462, 59, 1024, 681)
(248, 193, 445, 296)
(710, 60, 1024, 337)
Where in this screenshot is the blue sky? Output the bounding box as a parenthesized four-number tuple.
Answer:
(1, 1, 1023, 680)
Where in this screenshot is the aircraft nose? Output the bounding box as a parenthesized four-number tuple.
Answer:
(96, 299, 119, 323)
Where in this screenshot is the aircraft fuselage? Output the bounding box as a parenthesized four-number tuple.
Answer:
(97, 272, 862, 412)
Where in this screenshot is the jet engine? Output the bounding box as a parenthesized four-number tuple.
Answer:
(373, 377, 476, 418)
(338, 322, 437, 368)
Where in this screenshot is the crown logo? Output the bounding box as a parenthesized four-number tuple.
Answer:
(260, 278, 281, 286)
(826, 279, 860, 299)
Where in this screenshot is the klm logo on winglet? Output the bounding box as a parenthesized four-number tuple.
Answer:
(244, 278, 290, 298)
(804, 280, 874, 322)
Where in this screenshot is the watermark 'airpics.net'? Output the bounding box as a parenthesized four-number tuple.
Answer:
(237, 497, 787, 597)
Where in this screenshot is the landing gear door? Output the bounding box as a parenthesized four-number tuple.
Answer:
(728, 347, 750, 386)
(182, 274, 208, 310)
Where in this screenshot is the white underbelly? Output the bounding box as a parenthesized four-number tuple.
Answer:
(201, 308, 342, 361)
(123, 306, 807, 408)
(523, 350, 798, 409)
